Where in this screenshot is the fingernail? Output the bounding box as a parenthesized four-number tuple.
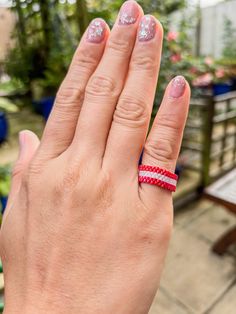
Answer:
(86, 18, 106, 43)
(119, 0, 139, 25)
(169, 76, 186, 98)
(138, 15, 156, 42)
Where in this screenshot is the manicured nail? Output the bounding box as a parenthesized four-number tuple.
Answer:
(169, 76, 186, 98)
(86, 18, 106, 43)
(119, 0, 139, 25)
(138, 15, 156, 42)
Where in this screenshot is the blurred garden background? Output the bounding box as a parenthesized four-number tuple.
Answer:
(0, 0, 236, 313)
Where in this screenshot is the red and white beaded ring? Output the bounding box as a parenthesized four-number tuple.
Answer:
(138, 165, 178, 192)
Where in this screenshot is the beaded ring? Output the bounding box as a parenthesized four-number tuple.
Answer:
(138, 165, 178, 192)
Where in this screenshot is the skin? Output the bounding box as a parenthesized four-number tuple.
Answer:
(0, 1, 190, 314)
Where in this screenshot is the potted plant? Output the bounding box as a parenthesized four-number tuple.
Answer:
(212, 66, 232, 96)
(212, 17, 236, 95)
(0, 111, 8, 144)
(0, 97, 19, 145)
(0, 165, 11, 215)
(190, 56, 233, 96)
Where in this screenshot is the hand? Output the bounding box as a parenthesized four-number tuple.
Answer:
(0, 1, 190, 313)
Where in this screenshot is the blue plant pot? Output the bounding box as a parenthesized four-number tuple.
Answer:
(213, 83, 233, 96)
(0, 111, 8, 144)
(231, 78, 236, 91)
(0, 196, 8, 214)
(33, 97, 55, 120)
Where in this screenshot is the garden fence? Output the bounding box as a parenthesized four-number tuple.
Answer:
(181, 91, 236, 195)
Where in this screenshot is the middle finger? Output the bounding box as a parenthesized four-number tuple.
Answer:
(104, 16, 163, 175)
(69, 1, 143, 159)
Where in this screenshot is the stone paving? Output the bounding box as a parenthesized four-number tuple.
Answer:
(150, 200, 236, 314)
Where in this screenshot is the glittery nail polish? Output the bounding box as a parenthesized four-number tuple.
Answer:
(119, 0, 139, 25)
(87, 19, 106, 43)
(138, 15, 156, 42)
(169, 76, 186, 98)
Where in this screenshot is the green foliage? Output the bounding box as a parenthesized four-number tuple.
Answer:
(34, 37, 74, 94)
(0, 98, 19, 113)
(101, 0, 190, 108)
(5, 43, 46, 86)
(88, 0, 122, 26)
(6, 0, 191, 101)
(155, 5, 194, 106)
(222, 17, 236, 60)
(0, 165, 11, 197)
(0, 78, 25, 95)
(7, 0, 77, 93)
(137, 0, 186, 15)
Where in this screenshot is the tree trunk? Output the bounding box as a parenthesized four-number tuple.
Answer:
(76, 0, 89, 38)
(15, 0, 27, 48)
(39, 0, 51, 59)
(195, 1, 201, 56)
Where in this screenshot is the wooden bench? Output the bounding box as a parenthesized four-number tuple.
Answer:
(204, 169, 236, 255)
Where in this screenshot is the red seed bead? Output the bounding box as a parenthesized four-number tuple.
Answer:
(138, 164, 178, 192)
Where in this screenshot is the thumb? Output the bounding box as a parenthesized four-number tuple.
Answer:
(7, 130, 40, 207)
(2, 130, 40, 222)
(17, 130, 40, 167)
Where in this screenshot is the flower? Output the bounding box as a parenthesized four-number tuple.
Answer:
(189, 66, 198, 74)
(170, 53, 182, 63)
(204, 57, 214, 66)
(215, 68, 225, 79)
(193, 73, 213, 87)
(167, 31, 178, 42)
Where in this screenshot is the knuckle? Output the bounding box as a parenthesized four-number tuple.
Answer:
(92, 171, 114, 208)
(157, 210, 173, 243)
(156, 217, 173, 244)
(72, 48, 98, 72)
(53, 157, 84, 196)
(56, 83, 84, 106)
(86, 75, 117, 97)
(145, 138, 176, 164)
(107, 36, 130, 54)
(157, 113, 182, 132)
(137, 201, 173, 245)
(144, 113, 182, 164)
(137, 213, 173, 245)
(113, 96, 149, 128)
(60, 168, 79, 193)
(12, 161, 24, 179)
(27, 159, 43, 177)
(131, 55, 157, 73)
